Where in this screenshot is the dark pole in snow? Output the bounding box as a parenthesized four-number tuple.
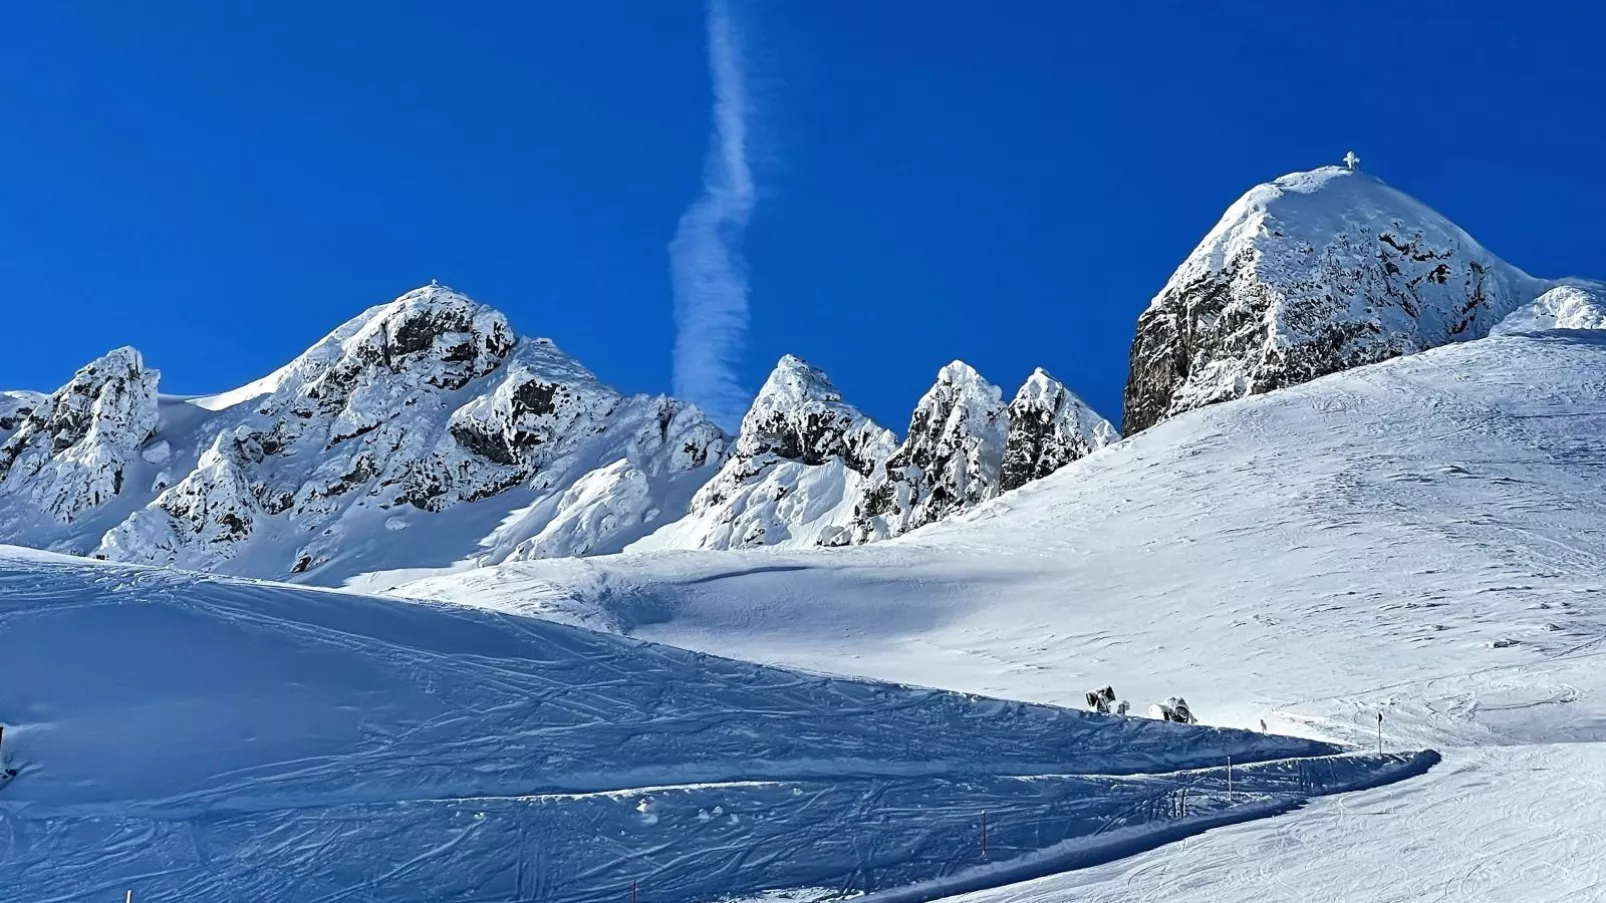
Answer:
(631, 880, 637, 903)
(1377, 711, 1384, 755)
(981, 811, 989, 859)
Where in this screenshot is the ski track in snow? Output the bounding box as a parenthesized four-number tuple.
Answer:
(0, 549, 1422, 902)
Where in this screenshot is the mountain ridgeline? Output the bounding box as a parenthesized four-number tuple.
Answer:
(0, 288, 1114, 584)
(3, 163, 1592, 586)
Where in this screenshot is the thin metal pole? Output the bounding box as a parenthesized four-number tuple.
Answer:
(981, 811, 989, 859)
(1377, 712, 1384, 755)
(1227, 755, 1232, 799)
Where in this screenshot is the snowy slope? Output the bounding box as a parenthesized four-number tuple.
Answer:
(1123, 166, 1550, 434)
(939, 743, 1606, 903)
(404, 327, 1606, 897)
(0, 548, 1420, 902)
(408, 329, 1606, 745)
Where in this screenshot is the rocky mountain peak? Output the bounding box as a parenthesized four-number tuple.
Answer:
(1123, 165, 1546, 434)
(852, 360, 1007, 541)
(1001, 369, 1119, 492)
(0, 346, 161, 523)
(735, 355, 894, 474)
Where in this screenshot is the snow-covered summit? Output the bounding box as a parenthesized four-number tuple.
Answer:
(0, 347, 160, 524)
(1124, 165, 1547, 433)
(1000, 368, 1118, 492)
(0, 285, 728, 585)
(629, 355, 896, 551)
(852, 360, 1008, 542)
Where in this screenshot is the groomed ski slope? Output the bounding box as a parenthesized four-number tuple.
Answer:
(0, 549, 1420, 902)
(405, 329, 1606, 899)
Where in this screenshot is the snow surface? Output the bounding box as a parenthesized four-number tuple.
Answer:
(1492, 281, 1606, 335)
(406, 328, 1606, 898)
(0, 547, 1417, 901)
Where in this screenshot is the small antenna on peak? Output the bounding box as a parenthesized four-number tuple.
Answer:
(1343, 150, 1360, 172)
(430, 278, 438, 286)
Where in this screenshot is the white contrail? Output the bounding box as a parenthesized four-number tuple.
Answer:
(670, 0, 756, 431)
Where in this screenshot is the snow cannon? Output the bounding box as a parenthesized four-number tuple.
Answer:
(1147, 697, 1196, 724)
(1084, 685, 1116, 714)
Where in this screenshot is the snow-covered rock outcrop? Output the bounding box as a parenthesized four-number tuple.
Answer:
(631, 355, 897, 551)
(1000, 369, 1118, 492)
(89, 285, 727, 581)
(852, 361, 1007, 542)
(0, 348, 160, 523)
(0, 390, 44, 436)
(1123, 166, 1546, 434)
(1491, 282, 1606, 335)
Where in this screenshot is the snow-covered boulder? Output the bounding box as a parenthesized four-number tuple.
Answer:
(0, 347, 160, 523)
(1491, 282, 1606, 335)
(1123, 166, 1545, 434)
(633, 355, 896, 551)
(852, 361, 1007, 542)
(1000, 369, 1118, 492)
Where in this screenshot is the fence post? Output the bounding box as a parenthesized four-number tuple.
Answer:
(631, 880, 637, 903)
(980, 810, 989, 859)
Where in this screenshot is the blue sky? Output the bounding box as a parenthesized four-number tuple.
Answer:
(4, 1, 1602, 429)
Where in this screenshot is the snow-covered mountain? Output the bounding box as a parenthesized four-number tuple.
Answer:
(629, 354, 897, 551)
(0, 288, 1115, 583)
(626, 356, 1116, 553)
(1000, 368, 1120, 492)
(0, 285, 729, 585)
(1123, 166, 1549, 433)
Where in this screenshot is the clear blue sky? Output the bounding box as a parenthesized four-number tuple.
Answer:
(4, 1, 1602, 429)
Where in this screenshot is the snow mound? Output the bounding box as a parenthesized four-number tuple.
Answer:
(0, 548, 1420, 901)
(1491, 281, 1606, 334)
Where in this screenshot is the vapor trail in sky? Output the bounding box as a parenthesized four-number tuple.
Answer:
(670, 0, 756, 431)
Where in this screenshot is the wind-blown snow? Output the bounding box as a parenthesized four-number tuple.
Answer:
(0, 548, 1418, 901)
